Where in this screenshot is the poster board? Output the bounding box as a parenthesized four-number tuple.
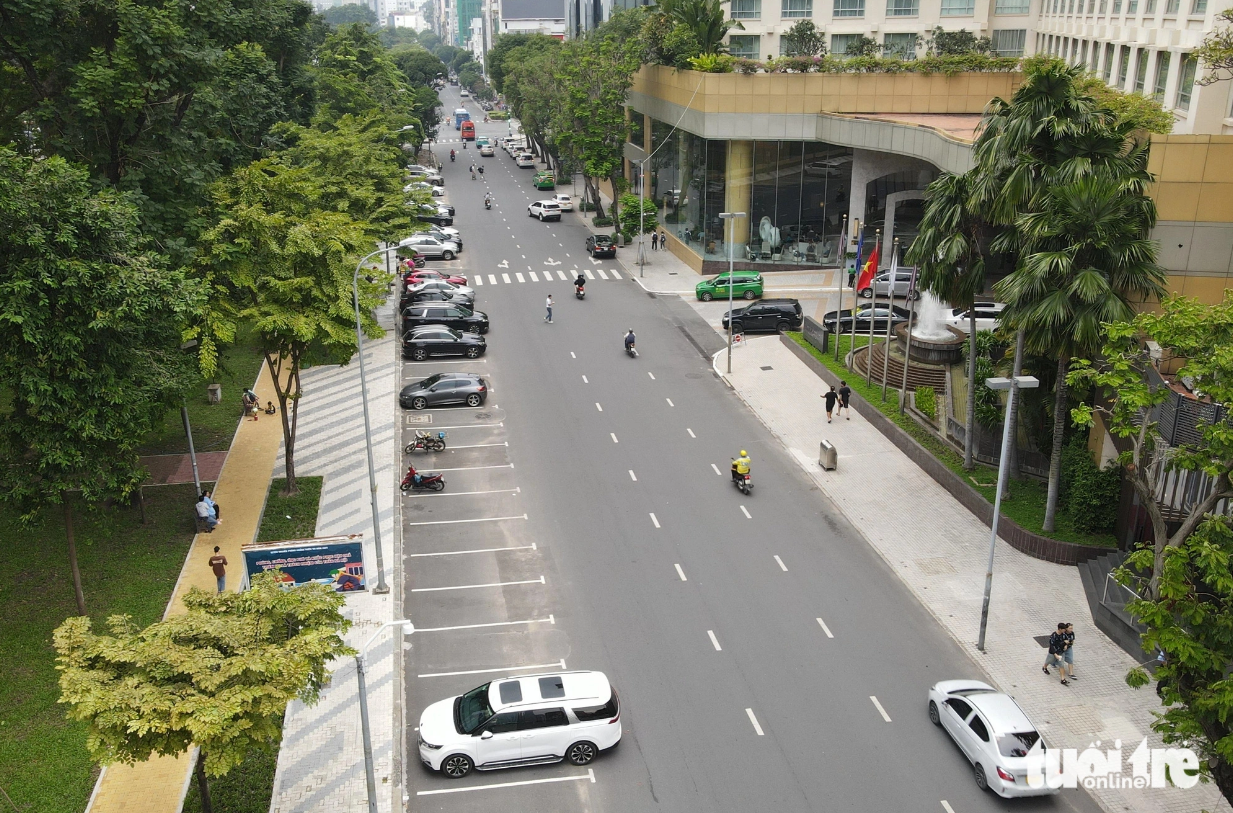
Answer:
(241, 534, 367, 592)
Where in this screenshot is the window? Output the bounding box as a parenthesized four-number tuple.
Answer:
(573, 692, 619, 721)
(1113, 0, 1122, 10)
(1099, 0, 1106, 11)
(1117, 45, 1130, 85)
(1145, 0, 1156, 11)
(728, 34, 760, 58)
(833, 0, 865, 16)
(945, 697, 973, 718)
(484, 711, 521, 734)
(1128, 0, 1137, 10)
(998, 731, 1042, 757)
(995, 0, 1029, 10)
(782, 0, 813, 16)
(968, 714, 991, 742)
(1153, 51, 1171, 101)
(538, 676, 566, 699)
(941, 0, 975, 13)
(887, 0, 919, 15)
(831, 33, 863, 53)
(1134, 48, 1148, 92)
(731, 0, 762, 16)
(1102, 43, 1115, 79)
(1191, 0, 1207, 12)
(1079, 39, 1088, 65)
(883, 32, 918, 58)
(628, 109, 645, 148)
(990, 29, 1026, 56)
(1176, 53, 1197, 109)
(519, 708, 569, 729)
(1166, 0, 1178, 10)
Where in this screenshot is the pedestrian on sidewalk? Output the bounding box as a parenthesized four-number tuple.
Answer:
(1043, 622, 1070, 685)
(651, 231, 659, 251)
(659, 229, 666, 250)
(209, 546, 228, 593)
(195, 496, 219, 532)
(1063, 623, 1077, 680)
(545, 295, 553, 323)
(823, 386, 838, 423)
(838, 380, 852, 420)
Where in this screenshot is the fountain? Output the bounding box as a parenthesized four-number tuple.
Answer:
(896, 290, 966, 365)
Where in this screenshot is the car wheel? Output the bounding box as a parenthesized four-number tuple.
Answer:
(729, 321, 743, 333)
(441, 754, 473, 779)
(700, 292, 713, 302)
(539, 213, 545, 221)
(412, 348, 428, 361)
(973, 763, 989, 792)
(860, 288, 873, 299)
(928, 700, 941, 726)
(411, 396, 427, 410)
(465, 346, 480, 358)
(442, 250, 455, 260)
(566, 741, 598, 766)
(910, 290, 921, 301)
(743, 290, 756, 300)
(466, 393, 482, 407)
(776, 320, 790, 333)
(466, 325, 481, 334)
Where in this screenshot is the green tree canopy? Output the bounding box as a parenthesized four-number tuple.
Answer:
(781, 21, 827, 58)
(322, 2, 378, 28)
(390, 46, 447, 86)
(486, 33, 558, 92)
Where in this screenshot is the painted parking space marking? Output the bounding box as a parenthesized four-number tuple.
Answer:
(816, 617, 834, 638)
(870, 696, 892, 722)
(415, 616, 554, 633)
(595, 403, 603, 412)
(610, 433, 618, 443)
(746, 708, 765, 736)
(408, 542, 536, 558)
(411, 575, 545, 593)
(629, 470, 637, 481)
(708, 630, 722, 651)
(650, 513, 660, 528)
(417, 769, 595, 796)
(740, 505, 752, 519)
(774, 555, 788, 571)
(418, 659, 566, 679)
(711, 463, 722, 476)
(687, 428, 696, 438)
(666, 398, 674, 407)
(403, 487, 520, 499)
(674, 563, 687, 581)
(405, 514, 528, 527)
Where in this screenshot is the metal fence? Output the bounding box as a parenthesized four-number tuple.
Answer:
(948, 417, 1051, 479)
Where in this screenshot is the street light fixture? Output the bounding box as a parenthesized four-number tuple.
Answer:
(356, 619, 414, 813)
(719, 212, 747, 374)
(976, 375, 1040, 652)
(352, 239, 415, 596)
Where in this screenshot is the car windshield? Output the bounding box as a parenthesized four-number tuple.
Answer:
(416, 374, 443, 388)
(456, 683, 495, 734)
(998, 731, 1041, 757)
(594, 236, 612, 245)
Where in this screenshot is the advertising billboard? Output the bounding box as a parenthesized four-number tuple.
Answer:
(241, 535, 366, 592)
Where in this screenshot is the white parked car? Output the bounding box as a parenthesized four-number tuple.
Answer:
(528, 200, 562, 222)
(418, 671, 621, 778)
(405, 181, 444, 197)
(928, 680, 1060, 798)
(947, 302, 1007, 334)
(515, 153, 535, 168)
(552, 193, 573, 211)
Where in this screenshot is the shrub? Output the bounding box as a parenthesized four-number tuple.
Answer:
(914, 386, 937, 420)
(489, 110, 510, 120)
(593, 216, 614, 227)
(618, 192, 659, 236)
(687, 54, 734, 73)
(1061, 436, 1121, 534)
(732, 57, 762, 74)
(577, 200, 597, 212)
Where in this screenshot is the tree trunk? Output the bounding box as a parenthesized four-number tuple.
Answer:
(964, 312, 977, 470)
(64, 500, 86, 616)
(1004, 329, 1026, 497)
(265, 353, 299, 495)
(194, 750, 214, 813)
(1043, 355, 1070, 533)
(608, 175, 621, 223)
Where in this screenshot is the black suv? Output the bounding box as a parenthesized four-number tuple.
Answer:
(402, 303, 489, 334)
(722, 299, 803, 333)
(586, 234, 616, 258)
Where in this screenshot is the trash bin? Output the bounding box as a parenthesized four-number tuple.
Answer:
(616, 233, 625, 247)
(819, 440, 837, 471)
(207, 383, 222, 404)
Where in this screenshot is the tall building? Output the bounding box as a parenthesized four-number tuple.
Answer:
(458, 0, 485, 44)
(501, 0, 568, 36)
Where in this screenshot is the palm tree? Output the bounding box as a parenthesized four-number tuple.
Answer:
(906, 170, 989, 470)
(996, 162, 1165, 531)
(659, 0, 741, 55)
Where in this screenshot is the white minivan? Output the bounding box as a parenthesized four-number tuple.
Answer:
(417, 670, 621, 778)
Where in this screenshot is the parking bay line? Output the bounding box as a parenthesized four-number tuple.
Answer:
(674, 563, 687, 581)
(429, 464, 514, 472)
(418, 659, 566, 679)
(870, 696, 892, 722)
(707, 630, 722, 651)
(940, 802, 956, 813)
(414, 615, 554, 633)
(403, 487, 519, 499)
(408, 542, 536, 558)
(405, 514, 528, 527)
(443, 442, 508, 449)
(417, 768, 595, 796)
(411, 575, 545, 593)
(414, 422, 504, 430)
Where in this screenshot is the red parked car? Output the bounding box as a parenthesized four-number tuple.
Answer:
(405, 269, 468, 286)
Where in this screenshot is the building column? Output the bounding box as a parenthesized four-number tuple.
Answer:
(882, 190, 926, 263)
(724, 140, 753, 251)
(848, 148, 879, 256)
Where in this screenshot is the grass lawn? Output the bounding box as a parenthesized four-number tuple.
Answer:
(138, 323, 267, 456)
(256, 478, 324, 543)
(0, 485, 202, 813)
(790, 333, 1116, 548)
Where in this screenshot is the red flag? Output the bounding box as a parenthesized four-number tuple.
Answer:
(855, 243, 881, 293)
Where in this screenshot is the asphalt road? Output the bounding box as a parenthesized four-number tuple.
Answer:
(399, 92, 1104, 813)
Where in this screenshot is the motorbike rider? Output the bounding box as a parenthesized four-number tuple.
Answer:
(449, 149, 456, 161)
(484, 192, 492, 207)
(574, 273, 586, 293)
(624, 329, 636, 352)
(477, 164, 484, 175)
(732, 450, 751, 484)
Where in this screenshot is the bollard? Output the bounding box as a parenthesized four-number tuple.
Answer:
(819, 440, 837, 471)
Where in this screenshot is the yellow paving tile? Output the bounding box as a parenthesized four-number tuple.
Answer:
(87, 366, 286, 813)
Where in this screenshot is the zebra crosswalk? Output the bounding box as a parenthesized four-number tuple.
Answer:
(472, 267, 622, 286)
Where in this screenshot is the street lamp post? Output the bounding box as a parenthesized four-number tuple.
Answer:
(356, 619, 415, 813)
(353, 239, 414, 595)
(976, 375, 1040, 651)
(719, 212, 747, 374)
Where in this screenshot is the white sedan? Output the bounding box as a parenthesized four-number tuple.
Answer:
(928, 680, 1060, 798)
(946, 302, 1006, 334)
(405, 181, 445, 197)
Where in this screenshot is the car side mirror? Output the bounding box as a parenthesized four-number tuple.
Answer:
(480, 730, 493, 740)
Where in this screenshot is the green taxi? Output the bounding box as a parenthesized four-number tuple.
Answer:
(695, 270, 763, 301)
(533, 171, 556, 190)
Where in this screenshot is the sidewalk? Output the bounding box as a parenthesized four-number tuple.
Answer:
(86, 368, 285, 813)
(268, 298, 400, 813)
(718, 334, 1229, 813)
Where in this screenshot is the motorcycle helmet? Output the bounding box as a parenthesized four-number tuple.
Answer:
(740, 450, 747, 457)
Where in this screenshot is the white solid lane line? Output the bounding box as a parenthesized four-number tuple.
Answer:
(418, 660, 567, 679)
(708, 630, 722, 651)
(687, 428, 696, 438)
(596, 403, 602, 412)
(647, 372, 655, 379)
(674, 563, 687, 581)
(417, 769, 595, 796)
(774, 555, 788, 571)
(666, 398, 674, 407)
(740, 505, 752, 519)
(629, 470, 637, 481)
(649, 513, 660, 528)
(610, 433, 618, 443)
(816, 617, 835, 638)
(408, 543, 536, 559)
(411, 575, 545, 593)
(415, 616, 554, 633)
(405, 514, 528, 527)
(711, 463, 722, 475)
(746, 708, 765, 736)
(870, 696, 892, 722)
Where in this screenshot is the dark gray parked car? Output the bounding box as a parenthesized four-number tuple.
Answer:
(399, 373, 488, 410)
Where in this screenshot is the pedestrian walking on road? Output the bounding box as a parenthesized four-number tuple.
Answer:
(823, 386, 838, 423)
(1062, 623, 1077, 680)
(651, 232, 659, 251)
(209, 546, 228, 593)
(545, 295, 553, 323)
(1043, 622, 1071, 685)
(838, 381, 852, 420)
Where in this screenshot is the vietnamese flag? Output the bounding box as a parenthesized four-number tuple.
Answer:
(855, 242, 881, 293)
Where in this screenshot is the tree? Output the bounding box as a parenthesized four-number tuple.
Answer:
(54, 572, 353, 812)
(923, 27, 991, 56)
(322, 3, 378, 28)
(658, 0, 742, 56)
(840, 35, 880, 58)
(1071, 295, 1233, 596)
(312, 23, 427, 139)
(780, 21, 827, 57)
(391, 46, 447, 87)
(619, 193, 660, 238)
(487, 33, 557, 92)
(1195, 9, 1233, 85)
(0, 149, 194, 615)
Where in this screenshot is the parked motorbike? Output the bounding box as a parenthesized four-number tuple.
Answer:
(730, 460, 753, 495)
(404, 430, 447, 454)
(400, 466, 445, 492)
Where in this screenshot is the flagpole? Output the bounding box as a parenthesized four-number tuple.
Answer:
(833, 214, 847, 362)
(899, 264, 920, 415)
(847, 219, 862, 370)
(864, 228, 881, 386)
(881, 237, 900, 402)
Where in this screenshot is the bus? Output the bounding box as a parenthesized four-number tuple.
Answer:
(453, 108, 470, 129)
(460, 120, 475, 141)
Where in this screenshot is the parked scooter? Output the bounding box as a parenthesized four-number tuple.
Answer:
(404, 429, 447, 454)
(400, 465, 445, 492)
